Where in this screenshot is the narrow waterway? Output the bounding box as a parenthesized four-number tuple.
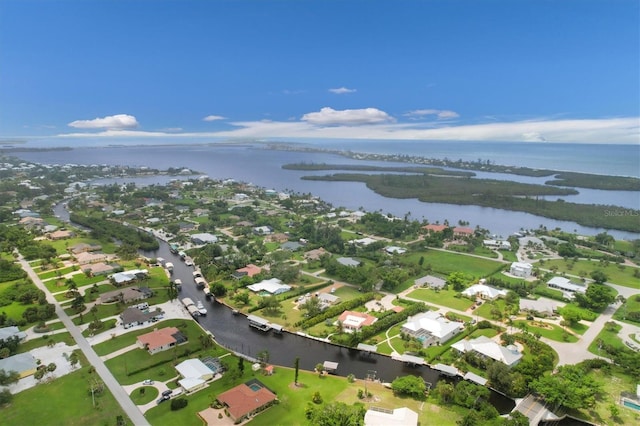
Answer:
(141, 239, 515, 414)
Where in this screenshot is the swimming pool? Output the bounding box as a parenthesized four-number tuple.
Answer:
(249, 383, 262, 392)
(622, 398, 640, 411)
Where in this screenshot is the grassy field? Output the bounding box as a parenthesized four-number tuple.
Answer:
(3, 366, 129, 426)
(405, 248, 506, 278)
(0, 300, 38, 324)
(512, 319, 578, 342)
(588, 322, 627, 356)
(17, 332, 76, 353)
(541, 258, 640, 289)
(130, 385, 159, 405)
(614, 294, 640, 326)
(406, 288, 474, 311)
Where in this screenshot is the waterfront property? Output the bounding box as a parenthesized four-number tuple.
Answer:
(109, 269, 149, 286)
(247, 314, 271, 332)
(451, 336, 522, 367)
(120, 306, 164, 329)
(216, 380, 277, 423)
(401, 311, 463, 347)
(247, 278, 291, 295)
(175, 358, 215, 393)
(232, 263, 263, 279)
(364, 406, 418, 426)
(337, 310, 378, 332)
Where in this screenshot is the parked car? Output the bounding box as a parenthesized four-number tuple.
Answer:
(162, 389, 173, 397)
(143, 379, 154, 385)
(156, 395, 170, 404)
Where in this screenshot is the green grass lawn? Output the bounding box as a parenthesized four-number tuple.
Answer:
(0, 300, 38, 323)
(82, 318, 117, 337)
(104, 322, 226, 385)
(406, 288, 474, 311)
(588, 322, 627, 355)
(614, 294, 640, 326)
(17, 332, 76, 353)
(3, 366, 129, 426)
(447, 244, 499, 259)
(130, 386, 159, 405)
(37, 266, 77, 280)
(512, 319, 578, 342)
(541, 258, 640, 289)
(403, 249, 506, 279)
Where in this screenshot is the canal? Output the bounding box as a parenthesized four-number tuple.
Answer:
(142, 239, 515, 414)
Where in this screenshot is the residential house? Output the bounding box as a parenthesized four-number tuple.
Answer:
(75, 251, 107, 265)
(510, 262, 533, 278)
(364, 407, 418, 426)
(422, 224, 448, 233)
(304, 247, 330, 261)
(0, 353, 38, 378)
(414, 275, 446, 289)
(483, 239, 511, 250)
(453, 227, 474, 237)
(137, 327, 187, 354)
(451, 336, 522, 367)
(336, 311, 377, 332)
(385, 246, 407, 255)
(519, 298, 560, 317)
(232, 264, 262, 280)
(216, 381, 278, 423)
(190, 233, 218, 245)
(47, 230, 74, 240)
(461, 281, 507, 300)
(175, 359, 215, 393)
(280, 241, 302, 251)
(0, 326, 27, 343)
(253, 225, 273, 235)
(265, 232, 289, 243)
(69, 242, 102, 254)
(247, 278, 291, 295)
(82, 262, 119, 277)
(337, 257, 360, 267)
(120, 307, 164, 329)
(109, 269, 148, 286)
(547, 276, 587, 299)
(178, 222, 196, 233)
(401, 311, 463, 347)
(100, 286, 153, 304)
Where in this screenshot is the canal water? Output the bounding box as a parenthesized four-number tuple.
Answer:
(141, 238, 515, 413)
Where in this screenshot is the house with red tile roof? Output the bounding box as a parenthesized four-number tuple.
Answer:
(337, 310, 378, 332)
(217, 381, 277, 422)
(232, 263, 263, 279)
(422, 224, 448, 233)
(137, 326, 187, 354)
(453, 227, 474, 237)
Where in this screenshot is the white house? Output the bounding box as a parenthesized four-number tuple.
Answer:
(247, 278, 291, 295)
(401, 311, 463, 347)
(364, 407, 418, 426)
(175, 359, 214, 393)
(510, 262, 533, 278)
(547, 276, 587, 299)
(452, 336, 522, 367)
(483, 239, 512, 250)
(461, 282, 507, 300)
(190, 233, 218, 245)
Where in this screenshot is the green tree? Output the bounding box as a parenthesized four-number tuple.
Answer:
(306, 402, 365, 426)
(446, 272, 468, 291)
(590, 270, 608, 284)
(294, 357, 300, 385)
(0, 369, 20, 385)
(531, 364, 603, 409)
(390, 375, 427, 400)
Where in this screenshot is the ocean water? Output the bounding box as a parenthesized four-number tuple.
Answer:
(11, 141, 640, 239)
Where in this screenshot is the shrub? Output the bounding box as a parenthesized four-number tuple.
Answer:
(170, 398, 188, 411)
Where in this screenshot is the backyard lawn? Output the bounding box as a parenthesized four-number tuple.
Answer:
(406, 288, 474, 311)
(512, 319, 578, 343)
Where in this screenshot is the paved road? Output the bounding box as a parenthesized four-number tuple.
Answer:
(18, 253, 150, 426)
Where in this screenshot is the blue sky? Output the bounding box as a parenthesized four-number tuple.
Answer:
(1, 0, 638, 144)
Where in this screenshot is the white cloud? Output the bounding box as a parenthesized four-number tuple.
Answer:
(301, 107, 395, 126)
(405, 109, 460, 120)
(68, 114, 138, 129)
(329, 87, 357, 94)
(56, 112, 640, 145)
(203, 115, 226, 122)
